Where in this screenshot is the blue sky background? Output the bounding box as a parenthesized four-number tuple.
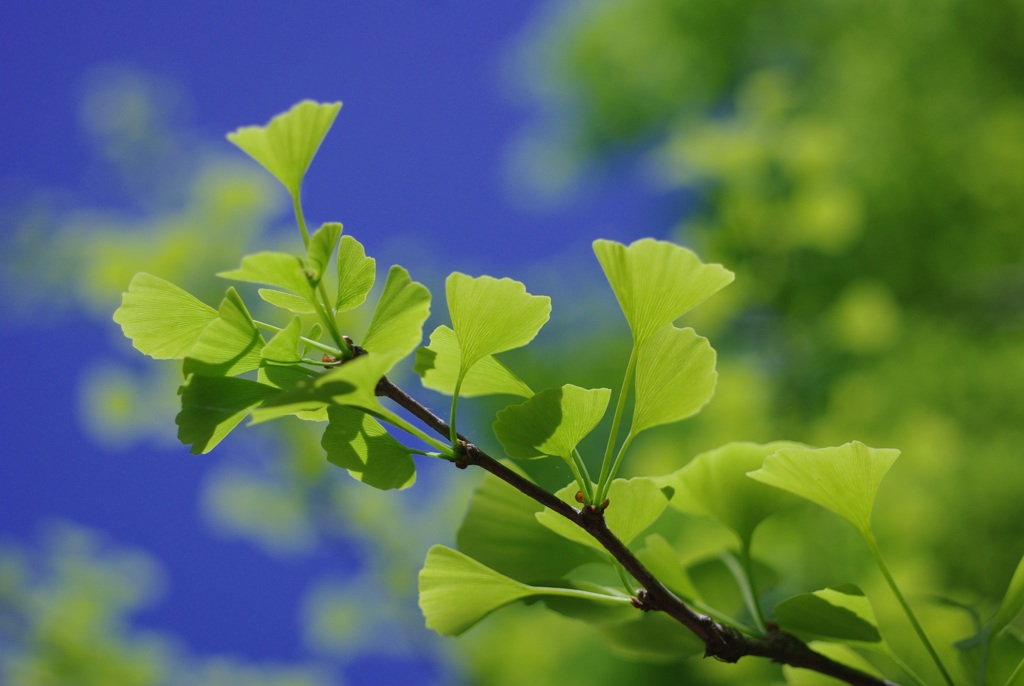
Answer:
(0, 3, 676, 683)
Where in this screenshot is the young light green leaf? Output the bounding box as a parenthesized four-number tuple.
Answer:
(632, 325, 718, 434)
(113, 273, 218, 359)
(992, 552, 1024, 635)
(250, 353, 390, 424)
(446, 273, 551, 372)
(635, 534, 701, 601)
(493, 384, 610, 460)
(261, 317, 303, 366)
(414, 326, 533, 398)
(183, 288, 264, 377)
(419, 545, 537, 636)
(662, 441, 803, 548)
(418, 545, 629, 636)
(336, 235, 376, 312)
(218, 251, 314, 298)
(774, 585, 882, 644)
(307, 222, 342, 287)
(226, 100, 342, 197)
(361, 265, 431, 366)
(177, 375, 277, 454)
(596, 613, 705, 663)
(456, 469, 598, 584)
(748, 441, 900, 536)
(536, 478, 670, 553)
(322, 406, 415, 490)
(258, 288, 316, 314)
(593, 238, 734, 344)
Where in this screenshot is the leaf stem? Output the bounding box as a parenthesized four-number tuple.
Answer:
(731, 542, 767, 634)
(379, 410, 456, 458)
(292, 191, 311, 248)
(449, 374, 464, 449)
(253, 320, 341, 356)
(567, 449, 595, 504)
(1004, 655, 1023, 686)
(597, 432, 635, 504)
(596, 345, 638, 500)
(864, 532, 955, 686)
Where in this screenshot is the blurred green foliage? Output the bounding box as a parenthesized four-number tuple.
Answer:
(485, 0, 1024, 682)
(0, 523, 332, 686)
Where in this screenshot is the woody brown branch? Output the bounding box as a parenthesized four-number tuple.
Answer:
(374, 376, 898, 686)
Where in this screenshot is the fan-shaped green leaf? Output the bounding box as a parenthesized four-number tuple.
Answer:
(632, 325, 717, 434)
(217, 251, 314, 299)
(307, 222, 342, 287)
(226, 100, 342, 196)
(596, 612, 704, 663)
(446, 273, 551, 372)
(336, 235, 376, 312)
(414, 326, 532, 398)
(993, 552, 1024, 635)
(536, 478, 670, 553)
(322, 406, 415, 490)
(258, 288, 316, 314)
(361, 265, 431, 366)
(250, 353, 390, 424)
(493, 385, 610, 460)
(177, 375, 277, 454)
(774, 585, 882, 644)
(183, 288, 264, 377)
(456, 468, 598, 584)
(419, 545, 537, 636)
(113, 273, 218, 359)
(662, 442, 803, 547)
(593, 238, 734, 344)
(261, 317, 303, 366)
(748, 441, 899, 536)
(418, 546, 629, 636)
(635, 535, 701, 601)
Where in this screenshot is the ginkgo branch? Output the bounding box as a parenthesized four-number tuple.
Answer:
(373, 376, 899, 686)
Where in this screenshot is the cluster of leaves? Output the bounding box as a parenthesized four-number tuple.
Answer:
(516, 0, 1024, 598)
(113, 102, 1024, 685)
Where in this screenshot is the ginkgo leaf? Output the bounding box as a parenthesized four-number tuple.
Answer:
(992, 552, 1024, 635)
(258, 289, 316, 314)
(177, 375, 277, 454)
(218, 251, 315, 298)
(183, 288, 264, 377)
(492, 385, 610, 460)
(597, 613, 705, 663)
(593, 238, 734, 344)
(632, 325, 717, 435)
(336, 235, 376, 312)
(307, 222, 342, 287)
(456, 469, 598, 584)
(748, 441, 900, 536)
(250, 353, 391, 424)
(414, 326, 532, 398)
(418, 545, 629, 636)
(419, 545, 537, 636)
(261, 317, 303, 366)
(322, 406, 415, 490)
(113, 273, 218, 359)
(536, 478, 670, 553)
(226, 100, 342, 197)
(774, 585, 882, 644)
(361, 265, 431, 366)
(662, 442, 803, 548)
(446, 273, 551, 373)
(635, 535, 701, 601)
